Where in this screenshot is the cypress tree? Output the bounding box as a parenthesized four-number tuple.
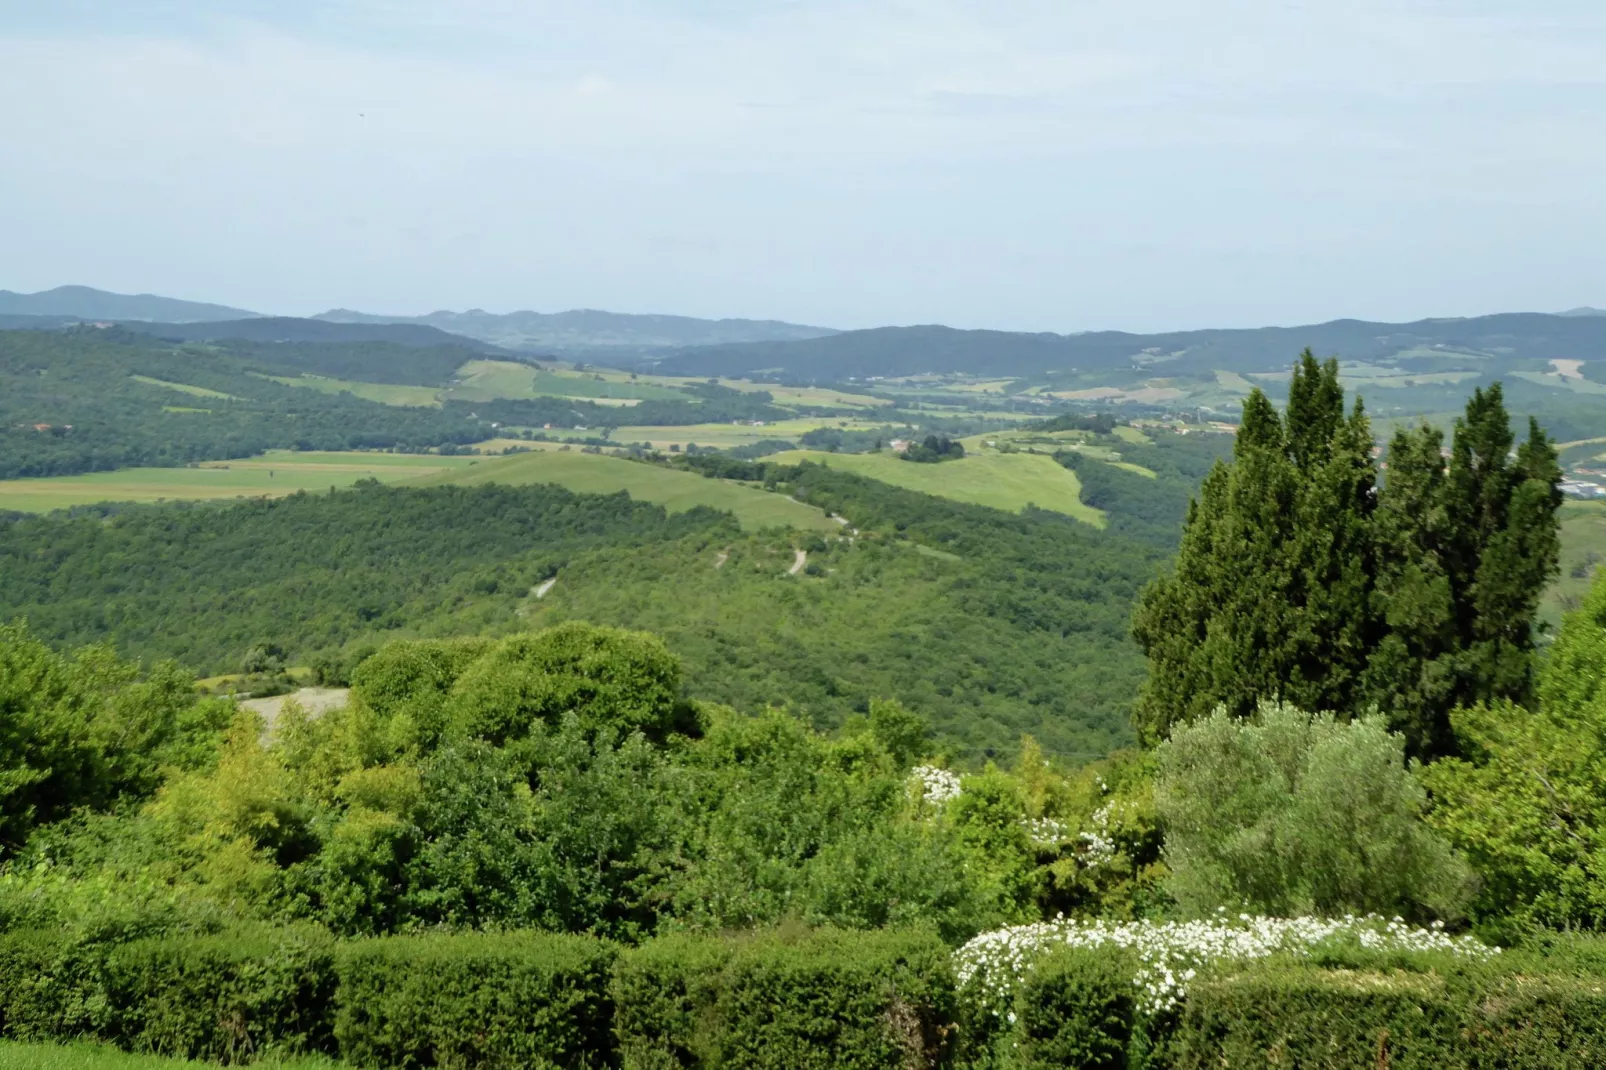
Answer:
(1134, 364, 1560, 759)
(1132, 351, 1376, 740)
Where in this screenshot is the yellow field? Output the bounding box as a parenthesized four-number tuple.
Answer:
(265, 375, 442, 407)
(764, 448, 1103, 525)
(406, 449, 837, 531)
(0, 452, 480, 513)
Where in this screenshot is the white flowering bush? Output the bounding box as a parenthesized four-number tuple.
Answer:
(910, 765, 962, 806)
(954, 913, 1499, 1019)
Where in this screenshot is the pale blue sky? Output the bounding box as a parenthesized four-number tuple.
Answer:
(2, 1, 1603, 330)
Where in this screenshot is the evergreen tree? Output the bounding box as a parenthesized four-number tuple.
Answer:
(1133, 361, 1560, 759)
(1133, 352, 1374, 740)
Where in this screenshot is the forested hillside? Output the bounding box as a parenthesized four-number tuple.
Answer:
(0, 466, 1162, 757)
(0, 329, 494, 477)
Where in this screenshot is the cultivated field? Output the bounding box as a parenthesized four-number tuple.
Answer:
(764, 448, 1103, 525)
(0, 451, 480, 513)
(406, 448, 837, 531)
(265, 374, 442, 407)
(608, 417, 899, 450)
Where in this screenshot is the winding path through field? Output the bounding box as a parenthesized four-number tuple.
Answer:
(789, 549, 807, 575)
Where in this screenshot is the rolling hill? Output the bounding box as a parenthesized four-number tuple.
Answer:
(407, 448, 838, 531)
(315, 306, 838, 354)
(654, 314, 1606, 382)
(0, 285, 259, 322)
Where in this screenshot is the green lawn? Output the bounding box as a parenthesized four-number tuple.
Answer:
(0, 451, 481, 513)
(0, 1040, 341, 1069)
(763, 448, 1104, 526)
(406, 449, 837, 531)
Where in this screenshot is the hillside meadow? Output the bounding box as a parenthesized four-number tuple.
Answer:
(0, 451, 480, 513)
(764, 447, 1104, 525)
(405, 448, 837, 531)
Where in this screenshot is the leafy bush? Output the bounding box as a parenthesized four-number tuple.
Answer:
(332, 931, 618, 1069)
(1006, 946, 1137, 1070)
(1155, 701, 1471, 921)
(611, 928, 956, 1070)
(1174, 956, 1606, 1069)
(98, 928, 336, 1062)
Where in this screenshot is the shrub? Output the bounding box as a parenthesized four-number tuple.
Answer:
(99, 927, 337, 1061)
(611, 928, 956, 1070)
(333, 931, 618, 1069)
(1173, 955, 1606, 1069)
(1008, 946, 1137, 1070)
(1155, 701, 1471, 921)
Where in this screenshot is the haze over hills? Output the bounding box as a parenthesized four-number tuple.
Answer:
(313, 306, 839, 354)
(653, 313, 1606, 382)
(0, 285, 260, 322)
(115, 316, 512, 353)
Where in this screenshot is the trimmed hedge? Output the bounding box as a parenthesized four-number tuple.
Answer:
(1008, 946, 1138, 1070)
(333, 931, 618, 1069)
(0, 927, 335, 1062)
(1174, 958, 1606, 1069)
(612, 928, 956, 1070)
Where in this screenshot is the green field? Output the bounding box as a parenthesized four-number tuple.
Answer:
(1544, 499, 1606, 629)
(609, 417, 899, 450)
(265, 374, 442, 407)
(407, 448, 837, 531)
(0, 451, 480, 513)
(0, 1041, 340, 1069)
(764, 448, 1103, 525)
(129, 375, 239, 400)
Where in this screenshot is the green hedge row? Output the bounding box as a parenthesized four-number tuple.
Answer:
(612, 929, 956, 1070)
(10, 924, 1606, 1069)
(0, 926, 960, 1069)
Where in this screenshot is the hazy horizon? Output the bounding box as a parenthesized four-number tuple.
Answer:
(4, 1, 1604, 333)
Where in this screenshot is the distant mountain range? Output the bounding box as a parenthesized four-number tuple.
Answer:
(0, 286, 837, 353)
(653, 313, 1606, 383)
(312, 307, 838, 353)
(116, 317, 509, 353)
(0, 285, 260, 322)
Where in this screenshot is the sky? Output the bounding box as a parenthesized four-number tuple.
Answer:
(2, 0, 1604, 332)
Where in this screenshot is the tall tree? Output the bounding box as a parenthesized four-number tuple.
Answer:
(1134, 361, 1560, 760)
(1132, 352, 1375, 740)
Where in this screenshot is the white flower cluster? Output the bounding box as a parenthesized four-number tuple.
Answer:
(954, 913, 1499, 1018)
(911, 765, 962, 806)
(1021, 816, 1071, 844)
(1076, 804, 1117, 867)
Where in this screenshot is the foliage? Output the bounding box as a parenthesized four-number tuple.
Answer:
(333, 931, 618, 1070)
(0, 622, 230, 851)
(1132, 354, 1561, 757)
(1422, 567, 1606, 930)
(612, 928, 956, 1070)
(1174, 952, 1606, 1069)
(902, 435, 967, 464)
(0, 329, 495, 478)
(1154, 702, 1471, 921)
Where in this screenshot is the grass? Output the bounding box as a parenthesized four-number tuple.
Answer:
(446, 359, 551, 401)
(264, 374, 441, 407)
(1543, 499, 1606, 631)
(129, 375, 239, 400)
(608, 418, 900, 450)
(763, 448, 1104, 526)
(406, 449, 837, 531)
(0, 1040, 341, 1069)
(0, 451, 481, 513)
